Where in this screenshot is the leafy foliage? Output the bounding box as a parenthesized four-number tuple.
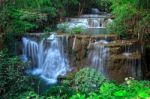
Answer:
(109, 0, 150, 38)
(17, 91, 61, 99)
(0, 50, 32, 98)
(70, 93, 86, 99)
(0, 0, 52, 34)
(17, 91, 43, 99)
(69, 26, 85, 34)
(57, 22, 86, 35)
(0, 0, 60, 51)
(43, 82, 76, 99)
(74, 67, 106, 93)
(57, 22, 70, 33)
(70, 78, 150, 99)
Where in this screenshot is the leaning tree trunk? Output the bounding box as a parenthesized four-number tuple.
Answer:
(78, 1, 86, 16)
(78, 3, 83, 16)
(0, 33, 3, 50)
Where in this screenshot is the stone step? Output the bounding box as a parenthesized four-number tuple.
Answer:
(25, 33, 118, 40)
(89, 40, 138, 47)
(88, 40, 140, 56)
(72, 34, 117, 39)
(25, 33, 45, 37)
(110, 52, 141, 60)
(56, 34, 118, 41)
(88, 40, 139, 53)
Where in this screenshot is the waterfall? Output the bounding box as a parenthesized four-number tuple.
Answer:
(57, 14, 111, 34)
(89, 18, 100, 27)
(123, 44, 142, 79)
(22, 34, 69, 84)
(22, 37, 38, 66)
(88, 40, 109, 76)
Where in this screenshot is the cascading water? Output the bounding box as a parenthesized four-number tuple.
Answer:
(22, 37, 38, 66)
(22, 34, 69, 84)
(58, 14, 113, 34)
(88, 40, 109, 76)
(123, 44, 142, 79)
(88, 18, 101, 27)
(68, 16, 104, 28)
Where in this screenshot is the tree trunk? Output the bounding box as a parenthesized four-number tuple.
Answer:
(0, 34, 3, 50)
(78, 1, 86, 16)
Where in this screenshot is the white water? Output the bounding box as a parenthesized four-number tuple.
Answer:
(88, 40, 109, 76)
(57, 14, 112, 34)
(22, 34, 69, 84)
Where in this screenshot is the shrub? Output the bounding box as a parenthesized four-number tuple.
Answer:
(99, 78, 150, 98)
(70, 93, 86, 99)
(69, 26, 85, 35)
(0, 51, 32, 98)
(57, 22, 86, 34)
(57, 22, 69, 33)
(70, 78, 150, 99)
(17, 91, 42, 99)
(43, 80, 76, 99)
(74, 67, 106, 93)
(109, 0, 150, 38)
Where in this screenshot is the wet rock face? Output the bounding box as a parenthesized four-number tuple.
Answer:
(109, 47, 121, 55)
(66, 34, 118, 67)
(106, 41, 141, 83)
(107, 55, 141, 83)
(67, 35, 141, 83)
(68, 35, 91, 67)
(72, 37, 82, 51)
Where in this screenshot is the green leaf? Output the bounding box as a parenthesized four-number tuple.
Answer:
(138, 91, 150, 98)
(113, 90, 127, 97)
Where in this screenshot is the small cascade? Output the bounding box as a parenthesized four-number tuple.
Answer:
(88, 40, 109, 76)
(22, 34, 69, 84)
(22, 37, 38, 66)
(68, 16, 104, 28)
(88, 18, 101, 27)
(37, 39, 44, 69)
(58, 14, 112, 34)
(122, 44, 142, 79)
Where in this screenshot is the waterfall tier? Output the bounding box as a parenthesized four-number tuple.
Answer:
(88, 40, 109, 76)
(57, 14, 112, 34)
(22, 34, 69, 84)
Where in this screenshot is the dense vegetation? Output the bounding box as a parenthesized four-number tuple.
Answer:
(109, 0, 150, 39)
(0, 0, 149, 37)
(0, 0, 150, 99)
(0, 50, 31, 98)
(0, 54, 149, 99)
(0, 0, 110, 34)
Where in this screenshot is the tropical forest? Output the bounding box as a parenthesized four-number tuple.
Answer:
(0, 0, 150, 99)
